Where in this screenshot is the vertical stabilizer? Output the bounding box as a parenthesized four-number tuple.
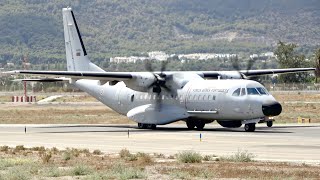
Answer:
(62, 7, 104, 72)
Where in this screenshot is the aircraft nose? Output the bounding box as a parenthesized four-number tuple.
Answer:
(262, 102, 282, 116)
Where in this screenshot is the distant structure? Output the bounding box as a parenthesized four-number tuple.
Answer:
(6, 63, 15, 67)
(110, 56, 148, 63)
(110, 52, 266, 63)
(250, 52, 275, 60)
(110, 51, 170, 63)
(178, 53, 237, 60)
(148, 51, 169, 61)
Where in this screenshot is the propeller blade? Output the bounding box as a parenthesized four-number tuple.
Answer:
(231, 56, 240, 71)
(246, 58, 256, 74)
(161, 60, 168, 73)
(144, 59, 172, 112)
(145, 60, 153, 72)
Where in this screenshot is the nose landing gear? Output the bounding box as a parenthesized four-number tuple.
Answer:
(266, 121, 273, 127)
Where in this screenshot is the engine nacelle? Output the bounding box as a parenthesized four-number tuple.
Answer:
(218, 71, 243, 79)
(125, 73, 156, 92)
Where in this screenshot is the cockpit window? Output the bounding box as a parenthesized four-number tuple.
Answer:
(256, 87, 268, 95)
(247, 88, 260, 95)
(232, 88, 240, 96)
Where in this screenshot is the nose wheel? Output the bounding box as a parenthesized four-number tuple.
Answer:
(266, 121, 273, 127)
(244, 123, 256, 132)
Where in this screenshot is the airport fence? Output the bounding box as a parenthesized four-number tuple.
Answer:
(264, 83, 320, 92)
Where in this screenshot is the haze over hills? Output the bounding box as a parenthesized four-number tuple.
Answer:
(0, 0, 319, 64)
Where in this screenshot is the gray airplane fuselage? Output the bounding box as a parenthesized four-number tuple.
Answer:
(74, 78, 276, 125)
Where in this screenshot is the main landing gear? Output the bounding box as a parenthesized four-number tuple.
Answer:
(137, 123, 157, 129)
(186, 120, 205, 130)
(244, 123, 256, 132)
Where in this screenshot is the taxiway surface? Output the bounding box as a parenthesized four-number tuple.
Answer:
(0, 124, 319, 163)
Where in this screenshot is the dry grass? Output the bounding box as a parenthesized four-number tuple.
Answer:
(272, 92, 320, 123)
(0, 146, 318, 179)
(53, 95, 98, 102)
(0, 103, 131, 124)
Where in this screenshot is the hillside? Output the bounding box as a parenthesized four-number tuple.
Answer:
(0, 0, 319, 65)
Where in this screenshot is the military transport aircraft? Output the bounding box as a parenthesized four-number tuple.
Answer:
(5, 8, 315, 132)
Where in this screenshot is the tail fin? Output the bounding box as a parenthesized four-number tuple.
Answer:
(62, 7, 104, 72)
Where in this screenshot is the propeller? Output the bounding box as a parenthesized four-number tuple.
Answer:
(231, 56, 253, 79)
(144, 60, 172, 110)
(231, 56, 258, 81)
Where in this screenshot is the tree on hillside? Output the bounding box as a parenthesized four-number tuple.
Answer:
(274, 41, 310, 83)
(314, 48, 320, 83)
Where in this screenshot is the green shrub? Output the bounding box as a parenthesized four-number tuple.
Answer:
(31, 146, 46, 152)
(220, 150, 255, 162)
(71, 148, 80, 157)
(85, 172, 112, 180)
(0, 145, 9, 152)
(41, 152, 52, 163)
(119, 149, 131, 158)
(93, 149, 102, 155)
(62, 151, 72, 161)
(112, 163, 145, 180)
(203, 155, 212, 161)
(15, 145, 25, 151)
(42, 166, 64, 177)
(80, 148, 90, 154)
(136, 152, 153, 165)
(51, 147, 59, 154)
(3, 167, 31, 180)
(71, 165, 93, 176)
(177, 151, 202, 163)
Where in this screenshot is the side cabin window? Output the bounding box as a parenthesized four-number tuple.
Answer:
(232, 88, 241, 96)
(247, 88, 260, 95)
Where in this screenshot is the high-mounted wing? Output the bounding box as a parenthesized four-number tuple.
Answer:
(201, 68, 315, 79)
(241, 68, 316, 76)
(5, 70, 133, 81)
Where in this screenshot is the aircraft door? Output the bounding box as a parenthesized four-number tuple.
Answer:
(117, 88, 130, 113)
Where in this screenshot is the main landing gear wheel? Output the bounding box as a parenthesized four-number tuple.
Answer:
(267, 121, 273, 127)
(244, 123, 256, 132)
(195, 121, 205, 131)
(186, 121, 195, 130)
(138, 123, 156, 129)
(186, 120, 206, 130)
